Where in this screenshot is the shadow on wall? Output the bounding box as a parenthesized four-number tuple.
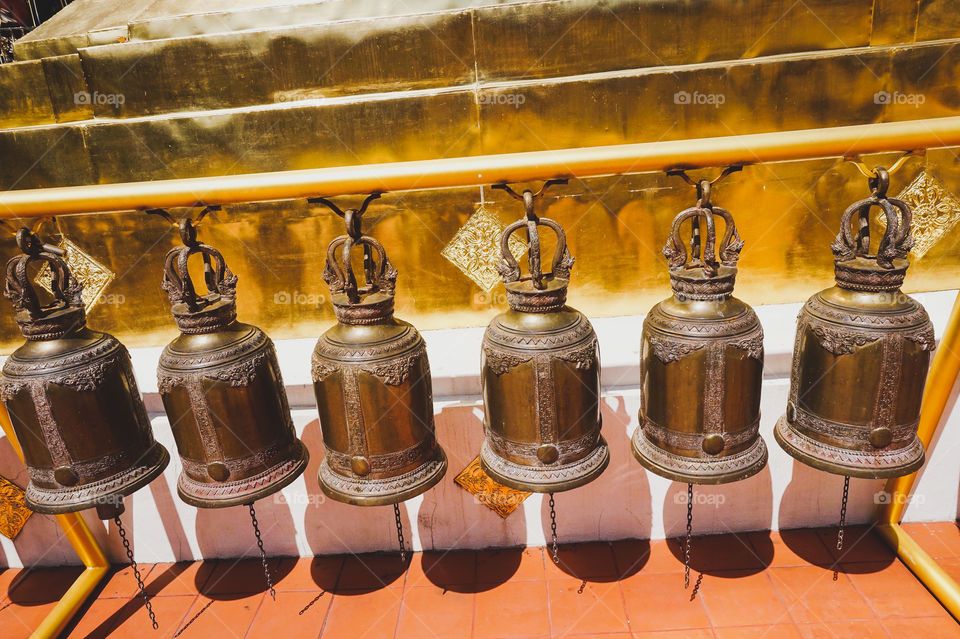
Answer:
(540, 395, 653, 580)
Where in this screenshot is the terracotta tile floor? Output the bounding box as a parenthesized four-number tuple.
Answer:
(0, 525, 958, 638)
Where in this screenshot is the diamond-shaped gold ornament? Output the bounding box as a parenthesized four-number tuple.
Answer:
(35, 238, 115, 314)
(874, 172, 960, 260)
(454, 456, 530, 518)
(0, 475, 32, 540)
(442, 205, 527, 291)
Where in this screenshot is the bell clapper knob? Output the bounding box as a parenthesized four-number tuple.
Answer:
(834, 476, 850, 582)
(393, 503, 407, 563)
(248, 503, 277, 600)
(112, 504, 159, 630)
(684, 484, 703, 600)
(548, 493, 559, 564)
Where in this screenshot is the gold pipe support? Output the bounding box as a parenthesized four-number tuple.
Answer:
(876, 523, 960, 622)
(0, 404, 109, 639)
(2, 116, 960, 217)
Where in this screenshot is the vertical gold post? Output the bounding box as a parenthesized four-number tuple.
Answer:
(0, 404, 109, 639)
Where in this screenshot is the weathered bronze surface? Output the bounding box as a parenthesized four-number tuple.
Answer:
(632, 177, 767, 485)
(480, 182, 608, 493)
(775, 168, 933, 478)
(0, 229, 168, 514)
(312, 196, 446, 506)
(156, 216, 308, 508)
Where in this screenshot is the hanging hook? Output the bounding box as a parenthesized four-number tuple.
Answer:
(310, 193, 381, 239)
(667, 165, 742, 193)
(493, 180, 570, 290)
(845, 149, 922, 180)
(147, 205, 221, 247)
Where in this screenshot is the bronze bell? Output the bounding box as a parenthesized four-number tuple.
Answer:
(0, 228, 169, 514)
(480, 182, 608, 493)
(312, 195, 447, 506)
(156, 216, 309, 508)
(775, 167, 932, 478)
(632, 179, 767, 484)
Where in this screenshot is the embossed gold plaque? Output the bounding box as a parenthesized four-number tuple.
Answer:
(442, 204, 527, 291)
(874, 171, 960, 260)
(0, 475, 32, 540)
(454, 455, 530, 518)
(35, 238, 115, 314)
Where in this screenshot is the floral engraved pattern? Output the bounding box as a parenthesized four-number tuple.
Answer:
(874, 171, 960, 260)
(441, 205, 527, 291)
(453, 456, 529, 518)
(648, 336, 705, 363)
(809, 323, 880, 355)
(0, 475, 32, 540)
(35, 238, 115, 315)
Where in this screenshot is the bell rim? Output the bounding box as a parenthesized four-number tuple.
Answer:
(630, 426, 768, 485)
(24, 443, 170, 514)
(774, 414, 925, 479)
(176, 440, 310, 508)
(479, 436, 609, 493)
(318, 446, 447, 506)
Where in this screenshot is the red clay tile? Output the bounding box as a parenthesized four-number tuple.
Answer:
(544, 542, 618, 581)
(758, 530, 833, 568)
(883, 616, 960, 637)
(474, 579, 550, 638)
(815, 526, 893, 564)
(634, 629, 715, 638)
(68, 593, 197, 638)
(247, 590, 332, 638)
(623, 539, 683, 575)
(336, 553, 408, 591)
(669, 533, 768, 573)
(200, 557, 287, 596)
(610, 539, 651, 578)
(396, 585, 473, 638)
(768, 566, 873, 623)
(274, 556, 343, 592)
(406, 550, 477, 588)
(715, 625, 803, 638)
(620, 571, 712, 632)
(0, 600, 58, 639)
(925, 522, 960, 555)
(174, 593, 264, 638)
(0, 568, 21, 603)
(698, 571, 790, 627)
(939, 556, 960, 584)
(323, 588, 403, 639)
(906, 522, 960, 559)
(547, 577, 630, 636)
(144, 561, 211, 597)
(476, 547, 544, 584)
(6, 566, 84, 603)
(795, 620, 888, 638)
(845, 560, 950, 619)
(99, 564, 158, 599)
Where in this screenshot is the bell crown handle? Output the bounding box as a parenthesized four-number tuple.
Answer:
(662, 179, 744, 276)
(493, 180, 575, 289)
(831, 167, 914, 269)
(313, 194, 397, 303)
(4, 227, 84, 319)
(158, 213, 238, 312)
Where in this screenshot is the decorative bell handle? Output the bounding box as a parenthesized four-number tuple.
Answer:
(156, 211, 237, 312)
(493, 180, 574, 289)
(4, 227, 82, 318)
(312, 193, 397, 304)
(831, 167, 913, 269)
(663, 179, 743, 276)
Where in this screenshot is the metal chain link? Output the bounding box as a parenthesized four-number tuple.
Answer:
(684, 484, 693, 590)
(834, 476, 850, 582)
(394, 503, 407, 562)
(115, 516, 158, 630)
(249, 504, 276, 600)
(549, 493, 559, 564)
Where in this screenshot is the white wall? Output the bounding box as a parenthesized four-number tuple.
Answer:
(1, 290, 957, 567)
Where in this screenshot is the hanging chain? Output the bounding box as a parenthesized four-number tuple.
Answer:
(549, 493, 559, 564)
(249, 504, 276, 600)
(393, 503, 407, 562)
(684, 484, 693, 589)
(115, 516, 158, 630)
(833, 476, 850, 582)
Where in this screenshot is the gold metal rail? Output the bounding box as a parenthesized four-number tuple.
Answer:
(1, 115, 960, 632)
(0, 405, 109, 639)
(2, 116, 960, 217)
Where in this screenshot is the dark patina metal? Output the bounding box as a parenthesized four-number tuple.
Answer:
(480, 181, 608, 493)
(0, 228, 169, 513)
(775, 167, 932, 478)
(156, 215, 308, 508)
(312, 195, 447, 506)
(632, 177, 768, 484)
